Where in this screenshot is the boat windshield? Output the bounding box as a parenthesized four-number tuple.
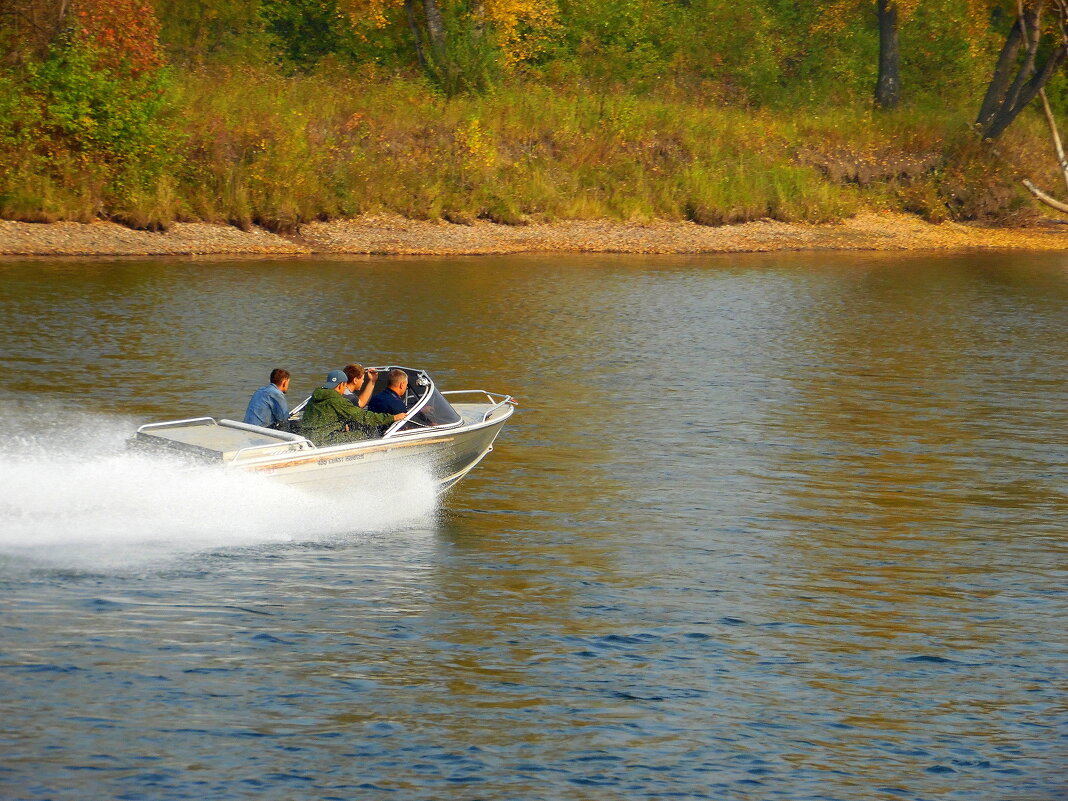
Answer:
(391, 369, 462, 433)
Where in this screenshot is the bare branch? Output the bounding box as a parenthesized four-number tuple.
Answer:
(1038, 89, 1068, 194)
(1022, 178, 1068, 212)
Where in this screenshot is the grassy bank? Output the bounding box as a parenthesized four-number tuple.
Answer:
(0, 65, 1060, 232)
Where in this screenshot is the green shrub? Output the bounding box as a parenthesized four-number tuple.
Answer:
(0, 54, 1055, 230)
(0, 40, 180, 227)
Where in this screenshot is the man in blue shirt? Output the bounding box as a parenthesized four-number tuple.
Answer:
(367, 368, 409, 415)
(243, 368, 290, 429)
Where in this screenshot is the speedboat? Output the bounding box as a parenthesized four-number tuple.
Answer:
(130, 367, 516, 493)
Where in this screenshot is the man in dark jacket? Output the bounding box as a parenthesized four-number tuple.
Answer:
(300, 370, 403, 446)
(367, 368, 409, 415)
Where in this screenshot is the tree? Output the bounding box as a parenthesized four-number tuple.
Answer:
(0, 0, 163, 71)
(339, 0, 559, 90)
(875, 0, 901, 107)
(69, 0, 164, 74)
(976, 0, 1068, 140)
(813, 0, 922, 108)
(421, 0, 445, 61)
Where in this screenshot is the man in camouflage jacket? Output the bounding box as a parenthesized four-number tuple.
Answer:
(300, 370, 403, 446)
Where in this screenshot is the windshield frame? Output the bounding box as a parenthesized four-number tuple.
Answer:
(378, 367, 464, 439)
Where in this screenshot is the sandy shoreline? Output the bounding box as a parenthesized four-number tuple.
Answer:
(3, 211, 1068, 257)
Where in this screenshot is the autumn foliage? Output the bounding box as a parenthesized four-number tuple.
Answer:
(70, 0, 165, 74)
(338, 0, 558, 67)
(0, 0, 1066, 230)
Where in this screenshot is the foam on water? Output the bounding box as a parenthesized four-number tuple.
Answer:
(0, 412, 439, 570)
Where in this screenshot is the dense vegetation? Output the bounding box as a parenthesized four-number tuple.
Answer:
(1, 0, 1067, 230)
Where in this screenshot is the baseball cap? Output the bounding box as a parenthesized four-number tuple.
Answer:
(322, 369, 348, 389)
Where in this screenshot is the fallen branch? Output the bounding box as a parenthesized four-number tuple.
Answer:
(1022, 178, 1068, 212)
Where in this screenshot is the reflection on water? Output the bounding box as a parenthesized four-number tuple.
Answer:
(0, 251, 1066, 800)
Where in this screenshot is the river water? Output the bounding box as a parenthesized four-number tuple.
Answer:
(0, 251, 1065, 801)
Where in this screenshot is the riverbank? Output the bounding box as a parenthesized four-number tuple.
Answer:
(3, 211, 1068, 257)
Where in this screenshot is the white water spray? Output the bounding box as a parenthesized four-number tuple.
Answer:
(0, 412, 439, 570)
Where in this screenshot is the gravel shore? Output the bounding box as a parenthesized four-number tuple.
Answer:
(3, 211, 1068, 257)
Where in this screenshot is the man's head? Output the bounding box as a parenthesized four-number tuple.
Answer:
(270, 368, 290, 394)
(343, 363, 365, 392)
(322, 369, 348, 392)
(387, 368, 408, 394)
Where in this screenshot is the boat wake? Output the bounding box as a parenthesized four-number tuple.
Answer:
(0, 412, 439, 571)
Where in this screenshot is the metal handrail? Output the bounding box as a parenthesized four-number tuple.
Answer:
(136, 417, 217, 434)
(440, 391, 517, 422)
(217, 418, 306, 442)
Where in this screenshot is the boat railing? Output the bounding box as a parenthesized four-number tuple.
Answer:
(136, 416, 218, 433)
(441, 390, 517, 422)
(217, 418, 307, 442)
(212, 419, 315, 464)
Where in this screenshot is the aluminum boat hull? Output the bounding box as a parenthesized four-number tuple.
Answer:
(238, 402, 512, 493)
(132, 376, 516, 496)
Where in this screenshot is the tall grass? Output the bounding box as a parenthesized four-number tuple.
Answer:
(0, 63, 1057, 229)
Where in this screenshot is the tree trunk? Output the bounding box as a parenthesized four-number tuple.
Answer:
(976, 0, 1068, 140)
(875, 0, 900, 109)
(470, 0, 486, 36)
(983, 47, 1066, 139)
(404, 0, 428, 71)
(977, 13, 1027, 128)
(422, 0, 446, 60)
